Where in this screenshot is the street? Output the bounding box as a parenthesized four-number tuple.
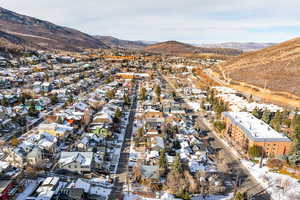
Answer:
(162, 72, 271, 200)
(109, 84, 138, 200)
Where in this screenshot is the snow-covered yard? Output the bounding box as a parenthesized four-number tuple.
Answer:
(242, 160, 300, 200)
(16, 179, 43, 200)
(124, 192, 233, 200)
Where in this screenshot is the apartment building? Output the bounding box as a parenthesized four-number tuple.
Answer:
(222, 112, 292, 157)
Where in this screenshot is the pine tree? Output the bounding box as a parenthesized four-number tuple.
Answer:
(270, 111, 282, 132)
(172, 154, 182, 173)
(140, 87, 146, 101)
(137, 127, 144, 139)
(1, 95, 8, 106)
(155, 85, 161, 98)
(262, 109, 271, 124)
(248, 145, 263, 158)
(252, 107, 261, 119)
(114, 108, 122, 119)
(158, 150, 167, 176)
(291, 110, 300, 130)
(50, 94, 58, 105)
(29, 101, 38, 117)
(123, 94, 130, 105)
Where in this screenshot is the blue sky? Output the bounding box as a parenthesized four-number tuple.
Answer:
(1, 0, 300, 43)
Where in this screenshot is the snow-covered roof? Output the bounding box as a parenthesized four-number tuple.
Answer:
(75, 179, 91, 193)
(223, 112, 291, 142)
(59, 152, 93, 167)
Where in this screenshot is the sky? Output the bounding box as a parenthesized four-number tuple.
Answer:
(1, 0, 300, 43)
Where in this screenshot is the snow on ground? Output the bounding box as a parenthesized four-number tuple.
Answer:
(203, 116, 300, 200)
(204, 116, 300, 199)
(187, 101, 200, 112)
(124, 192, 233, 200)
(16, 179, 43, 200)
(191, 193, 233, 200)
(242, 160, 300, 200)
(89, 185, 112, 198)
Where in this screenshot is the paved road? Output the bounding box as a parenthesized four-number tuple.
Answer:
(161, 72, 271, 200)
(197, 117, 271, 200)
(109, 85, 138, 200)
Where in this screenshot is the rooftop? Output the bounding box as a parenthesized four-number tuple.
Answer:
(223, 112, 291, 142)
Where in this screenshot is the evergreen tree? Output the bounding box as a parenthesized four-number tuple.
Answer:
(50, 94, 58, 105)
(283, 118, 291, 128)
(67, 95, 74, 105)
(155, 85, 161, 98)
(114, 108, 122, 120)
(172, 154, 183, 173)
(248, 145, 263, 158)
(262, 109, 271, 124)
(140, 87, 146, 101)
(1, 95, 8, 106)
(123, 94, 130, 105)
(291, 110, 300, 130)
(270, 111, 282, 132)
(252, 107, 261, 119)
(28, 101, 38, 117)
(158, 150, 168, 176)
(137, 127, 144, 139)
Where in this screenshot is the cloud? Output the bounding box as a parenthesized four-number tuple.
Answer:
(1, 0, 300, 43)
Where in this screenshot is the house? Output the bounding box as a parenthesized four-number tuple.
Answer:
(0, 179, 14, 200)
(170, 103, 185, 114)
(37, 132, 58, 153)
(38, 123, 73, 138)
(151, 136, 165, 151)
(92, 113, 113, 124)
(33, 81, 42, 94)
(143, 109, 164, 123)
(58, 188, 85, 200)
(31, 177, 60, 200)
(139, 165, 160, 182)
(41, 82, 52, 93)
(26, 147, 43, 166)
(58, 152, 93, 173)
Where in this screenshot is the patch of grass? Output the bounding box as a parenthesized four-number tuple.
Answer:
(250, 159, 259, 164)
(278, 168, 300, 179)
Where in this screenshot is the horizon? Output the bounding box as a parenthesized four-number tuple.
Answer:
(1, 0, 300, 44)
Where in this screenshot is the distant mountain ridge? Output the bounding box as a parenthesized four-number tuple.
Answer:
(0, 7, 109, 51)
(198, 42, 276, 52)
(144, 40, 242, 55)
(94, 35, 148, 49)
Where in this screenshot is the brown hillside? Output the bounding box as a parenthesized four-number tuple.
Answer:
(217, 37, 300, 96)
(0, 7, 109, 51)
(144, 41, 242, 56)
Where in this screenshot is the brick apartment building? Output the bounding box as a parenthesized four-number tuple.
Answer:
(222, 112, 292, 157)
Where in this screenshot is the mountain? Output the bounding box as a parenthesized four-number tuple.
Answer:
(0, 7, 109, 51)
(144, 41, 242, 55)
(198, 42, 276, 52)
(216, 37, 300, 96)
(94, 35, 148, 49)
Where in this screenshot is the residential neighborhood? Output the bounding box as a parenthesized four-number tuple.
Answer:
(0, 42, 299, 200)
